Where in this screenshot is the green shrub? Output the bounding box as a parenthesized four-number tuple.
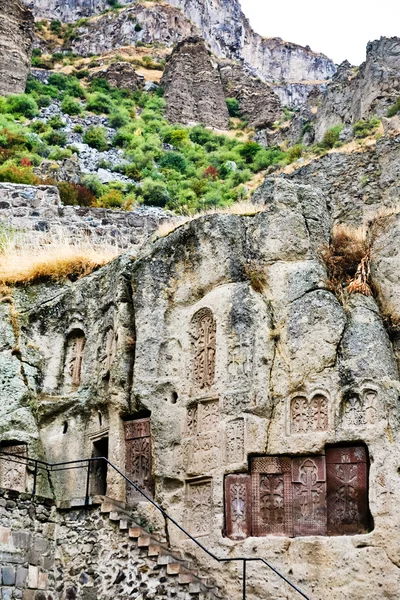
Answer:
(50, 19, 62, 34)
(239, 141, 261, 163)
(226, 98, 241, 118)
(6, 94, 38, 118)
(44, 130, 67, 146)
(112, 130, 133, 148)
(159, 151, 188, 173)
(48, 115, 65, 129)
(322, 124, 343, 148)
(387, 98, 400, 118)
(83, 126, 108, 151)
(163, 129, 189, 147)
(0, 164, 38, 185)
(98, 189, 124, 208)
(61, 95, 82, 116)
(58, 181, 78, 205)
(140, 179, 169, 207)
(285, 144, 303, 163)
(37, 96, 52, 108)
(353, 115, 380, 138)
(86, 93, 114, 114)
(135, 23, 143, 32)
(30, 120, 49, 134)
(109, 109, 130, 129)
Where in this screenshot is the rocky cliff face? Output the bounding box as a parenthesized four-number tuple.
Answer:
(69, 3, 198, 56)
(219, 61, 281, 128)
(0, 0, 34, 96)
(308, 37, 400, 142)
(161, 37, 229, 129)
(27, 0, 336, 84)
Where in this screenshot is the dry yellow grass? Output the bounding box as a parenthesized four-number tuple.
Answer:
(0, 239, 119, 286)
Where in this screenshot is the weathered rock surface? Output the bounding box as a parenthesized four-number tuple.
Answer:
(219, 61, 281, 128)
(0, 0, 34, 96)
(87, 61, 142, 92)
(274, 134, 400, 224)
(26, 0, 336, 84)
(69, 3, 198, 56)
(161, 37, 229, 129)
(306, 37, 400, 142)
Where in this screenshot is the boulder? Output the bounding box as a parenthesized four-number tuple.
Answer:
(88, 62, 142, 92)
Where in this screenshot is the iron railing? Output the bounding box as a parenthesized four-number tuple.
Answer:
(0, 451, 311, 600)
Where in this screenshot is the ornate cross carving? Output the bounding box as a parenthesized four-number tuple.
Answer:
(192, 308, 216, 389)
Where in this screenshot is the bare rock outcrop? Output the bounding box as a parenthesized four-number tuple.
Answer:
(161, 37, 229, 129)
(0, 0, 34, 96)
(219, 61, 281, 128)
(88, 62, 142, 92)
(309, 37, 400, 141)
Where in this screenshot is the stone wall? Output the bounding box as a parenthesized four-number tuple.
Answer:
(0, 183, 176, 250)
(0, 0, 34, 96)
(0, 488, 56, 600)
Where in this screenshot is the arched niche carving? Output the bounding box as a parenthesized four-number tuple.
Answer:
(65, 329, 86, 388)
(341, 385, 378, 427)
(191, 308, 216, 390)
(290, 391, 329, 434)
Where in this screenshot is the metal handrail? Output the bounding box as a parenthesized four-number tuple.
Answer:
(0, 451, 311, 599)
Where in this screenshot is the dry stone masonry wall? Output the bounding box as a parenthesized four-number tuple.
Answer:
(0, 183, 177, 250)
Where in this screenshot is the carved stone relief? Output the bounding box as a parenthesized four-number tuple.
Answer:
(0, 445, 27, 493)
(227, 335, 253, 384)
(290, 391, 329, 434)
(65, 330, 86, 388)
(184, 399, 220, 475)
(100, 328, 117, 378)
(222, 391, 256, 414)
(341, 386, 379, 428)
(186, 478, 213, 536)
(225, 474, 251, 539)
(227, 447, 370, 539)
(191, 308, 216, 390)
(292, 457, 327, 536)
(225, 419, 245, 464)
(125, 418, 154, 502)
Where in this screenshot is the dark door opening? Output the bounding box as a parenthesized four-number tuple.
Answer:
(90, 437, 108, 496)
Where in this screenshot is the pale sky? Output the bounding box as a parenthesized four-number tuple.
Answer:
(240, 0, 400, 65)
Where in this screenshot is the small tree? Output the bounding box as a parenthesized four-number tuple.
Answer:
(83, 126, 108, 151)
(226, 97, 241, 118)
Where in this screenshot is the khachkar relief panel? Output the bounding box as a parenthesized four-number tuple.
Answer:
(125, 418, 154, 502)
(0, 445, 27, 493)
(222, 391, 257, 415)
(99, 327, 117, 379)
(227, 334, 254, 385)
(186, 478, 213, 536)
(340, 385, 379, 428)
(184, 399, 220, 475)
(64, 330, 86, 388)
(326, 446, 370, 535)
(225, 447, 371, 539)
(290, 391, 329, 434)
(191, 308, 216, 391)
(225, 419, 245, 464)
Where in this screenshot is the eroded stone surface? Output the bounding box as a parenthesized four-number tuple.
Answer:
(0, 0, 34, 95)
(161, 37, 229, 129)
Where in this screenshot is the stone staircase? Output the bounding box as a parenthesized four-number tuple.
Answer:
(99, 496, 227, 600)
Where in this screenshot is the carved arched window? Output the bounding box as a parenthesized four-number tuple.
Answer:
(191, 308, 216, 389)
(65, 329, 86, 387)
